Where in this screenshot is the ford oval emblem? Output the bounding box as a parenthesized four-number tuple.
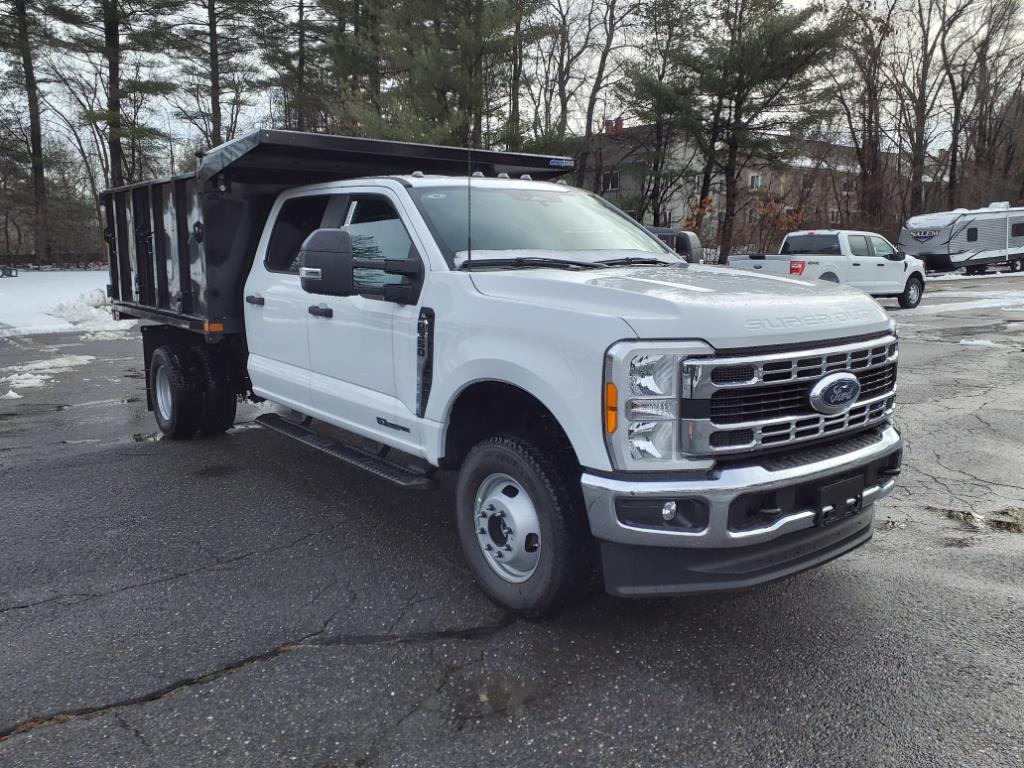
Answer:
(809, 372, 861, 415)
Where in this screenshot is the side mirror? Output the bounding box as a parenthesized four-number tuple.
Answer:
(299, 229, 354, 296)
(894, 250, 907, 261)
(678, 231, 703, 263)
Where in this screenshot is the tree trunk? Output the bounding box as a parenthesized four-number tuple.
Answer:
(507, 8, 523, 150)
(103, 0, 123, 187)
(296, 0, 306, 131)
(207, 0, 223, 146)
(13, 0, 48, 259)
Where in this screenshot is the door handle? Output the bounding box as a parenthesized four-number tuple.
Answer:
(308, 304, 333, 318)
(876, 263, 885, 267)
(245, 294, 265, 305)
(851, 262, 861, 267)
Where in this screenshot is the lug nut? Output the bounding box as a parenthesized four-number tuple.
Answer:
(504, 544, 512, 551)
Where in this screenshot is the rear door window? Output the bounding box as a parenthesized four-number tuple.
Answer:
(848, 235, 871, 258)
(781, 234, 841, 255)
(265, 195, 332, 273)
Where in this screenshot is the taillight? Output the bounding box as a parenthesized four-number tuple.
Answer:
(790, 260, 806, 276)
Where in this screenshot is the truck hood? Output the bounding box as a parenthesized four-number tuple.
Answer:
(469, 263, 893, 350)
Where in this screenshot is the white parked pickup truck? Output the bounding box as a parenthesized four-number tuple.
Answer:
(104, 131, 903, 616)
(729, 230, 927, 309)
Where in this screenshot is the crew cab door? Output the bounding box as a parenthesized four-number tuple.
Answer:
(304, 190, 424, 449)
(244, 192, 339, 409)
(867, 235, 904, 294)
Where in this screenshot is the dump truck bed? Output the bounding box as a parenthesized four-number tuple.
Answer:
(102, 130, 574, 337)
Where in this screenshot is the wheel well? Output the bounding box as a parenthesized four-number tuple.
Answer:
(441, 381, 578, 470)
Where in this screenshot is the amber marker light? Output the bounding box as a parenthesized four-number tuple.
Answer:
(604, 381, 618, 433)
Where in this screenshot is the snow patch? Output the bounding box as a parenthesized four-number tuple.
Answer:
(80, 329, 134, 342)
(1, 389, 23, 400)
(1, 354, 96, 390)
(959, 339, 1003, 348)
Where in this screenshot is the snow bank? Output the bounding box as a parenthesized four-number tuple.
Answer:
(1, 389, 23, 400)
(0, 271, 136, 337)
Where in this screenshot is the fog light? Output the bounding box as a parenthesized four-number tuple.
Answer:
(661, 501, 677, 521)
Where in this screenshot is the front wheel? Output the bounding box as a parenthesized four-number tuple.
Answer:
(455, 433, 594, 617)
(899, 276, 924, 309)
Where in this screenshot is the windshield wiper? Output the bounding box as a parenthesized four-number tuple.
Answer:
(595, 257, 677, 266)
(459, 257, 604, 271)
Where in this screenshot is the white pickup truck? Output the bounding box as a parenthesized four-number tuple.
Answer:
(104, 131, 903, 616)
(729, 230, 927, 309)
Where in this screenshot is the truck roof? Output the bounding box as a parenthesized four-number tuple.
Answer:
(786, 229, 885, 238)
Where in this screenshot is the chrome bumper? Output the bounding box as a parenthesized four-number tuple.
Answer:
(581, 426, 901, 549)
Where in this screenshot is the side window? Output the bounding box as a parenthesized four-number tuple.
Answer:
(265, 195, 331, 273)
(1011, 222, 1024, 238)
(345, 197, 414, 288)
(869, 236, 896, 258)
(848, 235, 871, 257)
(967, 227, 978, 242)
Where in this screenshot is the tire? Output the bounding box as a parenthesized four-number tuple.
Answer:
(150, 345, 203, 438)
(1010, 258, 1024, 273)
(455, 433, 594, 617)
(819, 273, 839, 283)
(899, 275, 924, 309)
(193, 346, 237, 435)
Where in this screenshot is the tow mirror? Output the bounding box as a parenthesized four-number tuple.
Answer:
(299, 229, 354, 296)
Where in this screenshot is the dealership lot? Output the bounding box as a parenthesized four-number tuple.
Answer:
(1, 275, 1023, 768)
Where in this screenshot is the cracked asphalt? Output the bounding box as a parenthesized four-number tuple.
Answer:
(1, 276, 1023, 768)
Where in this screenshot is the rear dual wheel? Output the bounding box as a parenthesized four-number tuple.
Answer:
(150, 344, 237, 438)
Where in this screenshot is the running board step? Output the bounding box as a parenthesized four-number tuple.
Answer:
(255, 413, 437, 491)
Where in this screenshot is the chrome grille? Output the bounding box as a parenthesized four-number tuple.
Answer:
(681, 335, 898, 456)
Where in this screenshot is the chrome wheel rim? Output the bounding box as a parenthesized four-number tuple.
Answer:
(473, 473, 541, 583)
(154, 365, 173, 422)
(908, 282, 920, 304)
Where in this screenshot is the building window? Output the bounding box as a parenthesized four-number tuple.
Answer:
(749, 174, 762, 191)
(967, 227, 978, 242)
(829, 208, 840, 224)
(601, 170, 620, 192)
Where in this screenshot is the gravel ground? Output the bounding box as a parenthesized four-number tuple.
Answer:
(1, 276, 1022, 768)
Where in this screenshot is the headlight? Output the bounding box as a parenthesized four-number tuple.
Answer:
(603, 339, 715, 471)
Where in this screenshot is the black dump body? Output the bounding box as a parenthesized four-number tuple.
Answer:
(102, 130, 574, 336)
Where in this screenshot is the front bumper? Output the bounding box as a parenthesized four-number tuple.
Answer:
(581, 426, 902, 596)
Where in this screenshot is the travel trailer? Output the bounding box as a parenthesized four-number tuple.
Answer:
(899, 202, 1024, 274)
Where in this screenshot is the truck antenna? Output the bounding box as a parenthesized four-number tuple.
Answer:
(466, 136, 472, 267)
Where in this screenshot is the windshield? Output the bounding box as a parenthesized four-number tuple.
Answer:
(781, 234, 841, 255)
(409, 184, 676, 266)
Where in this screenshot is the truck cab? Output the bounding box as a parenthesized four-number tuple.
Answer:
(729, 229, 927, 308)
(104, 131, 903, 616)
